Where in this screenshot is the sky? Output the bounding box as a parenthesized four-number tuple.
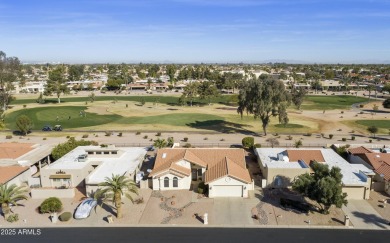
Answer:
(1, 0, 390, 63)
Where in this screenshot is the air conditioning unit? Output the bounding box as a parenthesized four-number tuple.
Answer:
(78, 154, 88, 162)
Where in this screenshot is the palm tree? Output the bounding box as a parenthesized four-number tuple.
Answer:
(153, 138, 167, 149)
(95, 174, 138, 218)
(0, 183, 28, 219)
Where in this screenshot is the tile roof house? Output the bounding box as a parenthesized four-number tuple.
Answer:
(348, 146, 390, 195)
(255, 148, 373, 200)
(0, 143, 53, 187)
(150, 148, 253, 198)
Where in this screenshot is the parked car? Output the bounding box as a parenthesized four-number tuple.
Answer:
(53, 125, 62, 131)
(42, 125, 52, 131)
(74, 198, 97, 219)
(280, 198, 310, 214)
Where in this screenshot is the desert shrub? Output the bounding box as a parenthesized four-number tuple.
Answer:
(43, 137, 47, 140)
(329, 134, 334, 139)
(143, 135, 148, 139)
(39, 197, 63, 214)
(341, 111, 344, 114)
(136, 131, 141, 135)
(369, 139, 372, 143)
(204, 137, 208, 140)
(253, 143, 261, 148)
(23, 104, 27, 108)
(287, 135, 293, 140)
(100, 144, 108, 148)
(183, 143, 192, 148)
(342, 138, 347, 141)
(351, 136, 355, 140)
(82, 134, 89, 138)
(104, 131, 112, 136)
(359, 104, 364, 108)
(220, 138, 225, 141)
(6, 135, 12, 139)
(59, 212, 72, 222)
(306, 133, 312, 136)
(294, 140, 303, 148)
(197, 188, 204, 194)
(66, 135, 70, 139)
(242, 137, 255, 149)
(118, 132, 122, 137)
(198, 182, 208, 194)
(183, 137, 188, 142)
(156, 132, 161, 136)
(6, 214, 19, 223)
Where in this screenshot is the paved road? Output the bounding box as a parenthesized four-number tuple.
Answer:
(213, 198, 258, 226)
(2, 227, 389, 243)
(343, 200, 390, 230)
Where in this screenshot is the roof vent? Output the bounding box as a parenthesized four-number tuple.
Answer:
(376, 155, 380, 158)
(162, 153, 167, 159)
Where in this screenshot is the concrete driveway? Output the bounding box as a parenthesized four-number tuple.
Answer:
(342, 200, 390, 230)
(213, 198, 257, 226)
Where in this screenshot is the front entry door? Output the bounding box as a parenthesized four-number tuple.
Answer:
(192, 169, 197, 181)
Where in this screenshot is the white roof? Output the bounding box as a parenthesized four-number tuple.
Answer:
(47, 146, 147, 184)
(255, 148, 370, 186)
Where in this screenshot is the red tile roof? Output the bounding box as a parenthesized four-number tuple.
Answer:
(348, 146, 374, 155)
(286, 150, 325, 163)
(0, 166, 29, 184)
(0, 143, 35, 159)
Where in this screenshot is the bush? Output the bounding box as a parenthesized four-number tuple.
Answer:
(342, 138, 347, 141)
(136, 131, 141, 135)
(23, 104, 27, 108)
(100, 144, 108, 148)
(59, 212, 72, 222)
(294, 140, 303, 148)
(197, 188, 204, 194)
(351, 136, 355, 140)
(197, 182, 208, 194)
(329, 134, 334, 139)
(82, 134, 89, 138)
(306, 133, 312, 137)
(183, 137, 188, 142)
(204, 137, 208, 140)
(242, 137, 255, 149)
(253, 143, 261, 148)
(118, 132, 122, 137)
(43, 137, 47, 140)
(105, 131, 112, 136)
(143, 135, 148, 139)
(220, 138, 225, 141)
(183, 143, 192, 148)
(51, 138, 98, 160)
(39, 197, 63, 214)
(369, 139, 372, 143)
(287, 135, 293, 140)
(341, 111, 344, 114)
(156, 132, 161, 136)
(6, 135, 12, 139)
(6, 213, 19, 223)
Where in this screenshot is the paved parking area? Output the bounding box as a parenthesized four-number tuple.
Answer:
(343, 199, 390, 230)
(213, 198, 258, 226)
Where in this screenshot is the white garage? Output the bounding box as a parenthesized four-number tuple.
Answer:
(211, 185, 243, 197)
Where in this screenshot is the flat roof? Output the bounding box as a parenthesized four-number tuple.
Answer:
(46, 146, 147, 184)
(255, 148, 370, 186)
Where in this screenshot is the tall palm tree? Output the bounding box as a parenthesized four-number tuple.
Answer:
(0, 183, 28, 219)
(95, 174, 138, 218)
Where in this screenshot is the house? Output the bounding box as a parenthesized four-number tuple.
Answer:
(348, 146, 390, 195)
(150, 148, 254, 198)
(0, 143, 53, 187)
(255, 148, 373, 200)
(38, 145, 147, 198)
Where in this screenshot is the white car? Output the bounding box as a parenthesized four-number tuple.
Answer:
(74, 198, 97, 219)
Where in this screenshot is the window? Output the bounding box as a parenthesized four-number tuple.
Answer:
(87, 151, 93, 155)
(53, 178, 61, 182)
(96, 151, 102, 155)
(173, 177, 178, 187)
(112, 151, 117, 154)
(104, 151, 109, 154)
(164, 177, 169, 187)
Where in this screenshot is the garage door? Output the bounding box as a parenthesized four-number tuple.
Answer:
(213, 185, 242, 197)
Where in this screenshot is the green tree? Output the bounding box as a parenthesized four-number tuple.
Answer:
(0, 183, 28, 219)
(198, 81, 219, 105)
(67, 65, 84, 81)
(16, 115, 33, 136)
(382, 83, 390, 93)
(181, 82, 199, 106)
(0, 51, 21, 111)
(153, 138, 168, 149)
(44, 66, 69, 103)
(292, 161, 348, 214)
(383, 98, 390, 108)
(51, 137, 97, 160)
(95, 174, 138, 218)
(238, 77, 291, 135)
(39, 197, 63, 214)
(166, 64, 177, 83)
(167, 137, 174, 147)
(367, 126, 378, 138)
(291, 87, 307, 110)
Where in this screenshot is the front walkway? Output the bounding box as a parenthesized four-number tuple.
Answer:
(342, 200, 390, 230)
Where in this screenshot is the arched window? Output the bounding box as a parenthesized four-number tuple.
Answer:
(173, 177, 178, 187)
(164, 177, 169, 187)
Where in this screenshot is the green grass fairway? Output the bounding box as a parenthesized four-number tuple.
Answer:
(355, 120, 390, 129)
(301, 95, 368, 110)
(119, 113, 225, 127)
(274, 123, 304, 128)
(5, 106, 121, 130)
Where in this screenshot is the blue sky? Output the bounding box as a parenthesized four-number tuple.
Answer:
(1, 0, 390, 63)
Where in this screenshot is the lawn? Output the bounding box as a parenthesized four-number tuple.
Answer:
(355, 120, 390, 129)
(5, 106, 121, 130)
(300, 95, 368, 110)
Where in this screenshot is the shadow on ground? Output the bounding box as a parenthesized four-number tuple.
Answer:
(351, 211, 389, 229)
(186, 120, 255, 135)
